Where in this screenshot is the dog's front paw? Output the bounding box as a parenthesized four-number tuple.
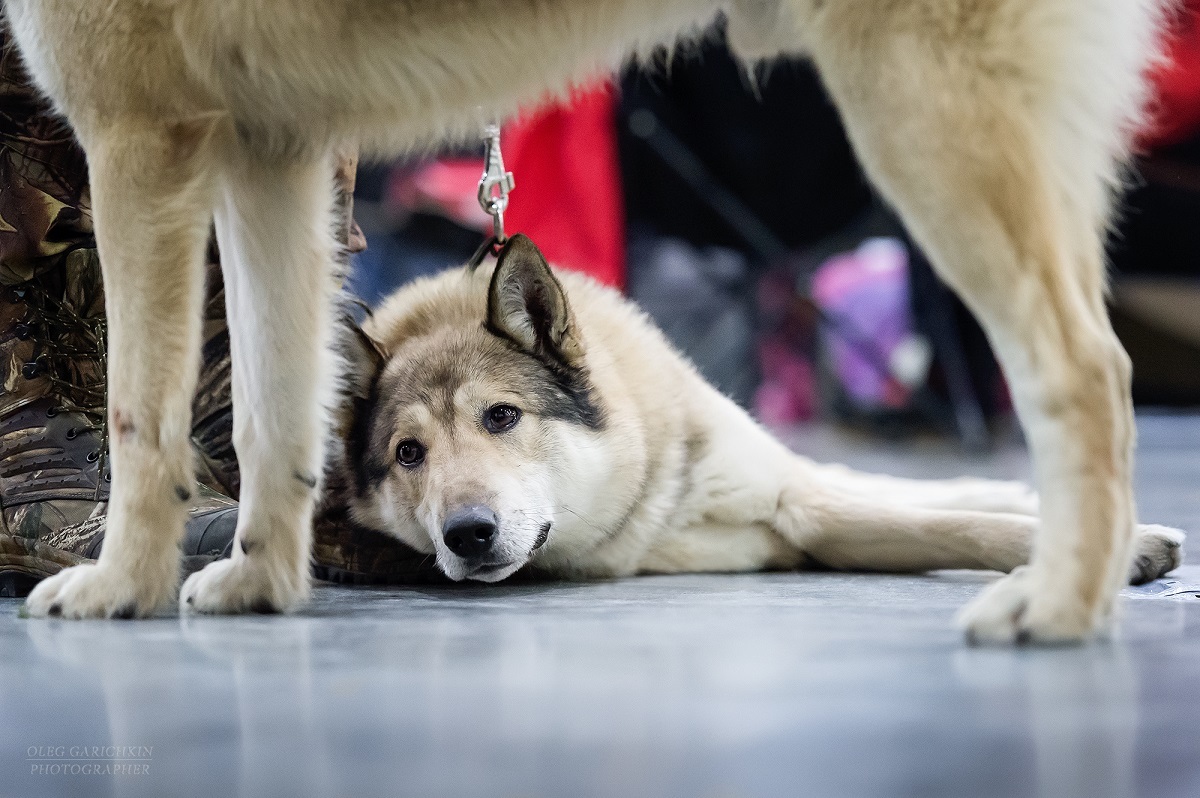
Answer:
(956, 567, 1102, 645)
(180, 554, 309, 615)
(25, 562, 174, 619)
(1128, 524, 1185, 585)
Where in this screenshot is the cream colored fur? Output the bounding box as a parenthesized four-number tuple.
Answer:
(348, 239, 1183, 612)
(2, 0, 1173, 642)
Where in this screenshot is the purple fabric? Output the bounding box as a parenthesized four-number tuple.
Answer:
(811, 238, 911, 409)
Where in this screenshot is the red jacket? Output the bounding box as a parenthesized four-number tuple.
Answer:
(503, 80, 625, 287)
(1143, 0, 1200, 148)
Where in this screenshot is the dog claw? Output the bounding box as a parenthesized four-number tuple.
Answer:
(957, 567, 1099, 646)
(180, 556, 308, 615)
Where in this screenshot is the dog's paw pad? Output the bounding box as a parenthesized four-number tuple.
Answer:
(180, 556, 308, 615)
(1129, 524, 1186, 585)
(24, 563, 170, 619)
(957, 568, 1098, 646)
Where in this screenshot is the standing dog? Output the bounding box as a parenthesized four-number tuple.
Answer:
(344, 235, 1183, 597)
(3, 0, 1167, 642)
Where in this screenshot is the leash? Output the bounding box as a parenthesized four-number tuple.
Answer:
(468, 121, 515, 269)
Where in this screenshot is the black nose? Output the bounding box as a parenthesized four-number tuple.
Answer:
(442, 506, 497, 558)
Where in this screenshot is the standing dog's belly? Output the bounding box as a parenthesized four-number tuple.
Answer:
(178, 0, 728, 154)
(7, 0, 730, 150)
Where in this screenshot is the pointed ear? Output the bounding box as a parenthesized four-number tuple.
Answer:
(331, 318, 390, 497)
(486, 234, 584, 366)
(331, 316, 387, 451)
(339, 320, 388, 400)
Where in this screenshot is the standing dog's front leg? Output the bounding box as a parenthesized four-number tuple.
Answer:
(180, 150, 336, 614)
(25, 121, 217, 618)
(803, 0, 1157, 642)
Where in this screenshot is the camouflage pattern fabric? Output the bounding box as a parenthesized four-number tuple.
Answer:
(191, 256, 241, 499)
(0, 41, 105, 422)
(0, 38, 111, 560)
(0, 45, 93, 287)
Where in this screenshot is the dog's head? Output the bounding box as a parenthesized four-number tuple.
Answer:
(343, 235, 604, 581)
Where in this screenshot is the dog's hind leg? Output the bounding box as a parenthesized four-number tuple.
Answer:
(774, 460, 1183, 586)
(799, 0, 1161, 642)
(801, 460, 1039, 516)
(24, 120, 218, 618)
(180, 149, 336, 614)
(679, 398, 1180, 583)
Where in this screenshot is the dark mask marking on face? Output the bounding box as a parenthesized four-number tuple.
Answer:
(484, 334, 605, 431)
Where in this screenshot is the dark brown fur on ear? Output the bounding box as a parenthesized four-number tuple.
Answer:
(341, 321, 388, 401)
(486, 234, 584, 367)
(331, 311, 390, 497)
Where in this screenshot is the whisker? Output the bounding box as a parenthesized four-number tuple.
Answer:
(503, 503, 611, 536)
(559, 508, 607, 534)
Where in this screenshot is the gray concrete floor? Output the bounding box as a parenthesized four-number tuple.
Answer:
(3, 415, 1200, 798)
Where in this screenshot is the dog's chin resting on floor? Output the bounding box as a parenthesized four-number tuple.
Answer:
(339, 235, 1185, 606)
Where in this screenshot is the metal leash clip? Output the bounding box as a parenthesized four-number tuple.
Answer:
(469, 121, 516, 269)
(478, 122, 515, 241)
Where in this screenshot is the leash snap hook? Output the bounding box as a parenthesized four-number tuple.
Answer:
(477, 122, 514, 244)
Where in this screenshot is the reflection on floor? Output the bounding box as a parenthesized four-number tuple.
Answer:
(2, 414, 1199, 798)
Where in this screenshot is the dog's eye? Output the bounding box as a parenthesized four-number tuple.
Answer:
(483, 404, 521, 434)
(396, 439, 426, 468)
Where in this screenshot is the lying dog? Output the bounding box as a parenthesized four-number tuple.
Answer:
(343, 235, 1183, 595)
(6, 0, 1167, 642)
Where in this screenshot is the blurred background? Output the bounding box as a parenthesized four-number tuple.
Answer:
(348, 7, 1200, 451)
